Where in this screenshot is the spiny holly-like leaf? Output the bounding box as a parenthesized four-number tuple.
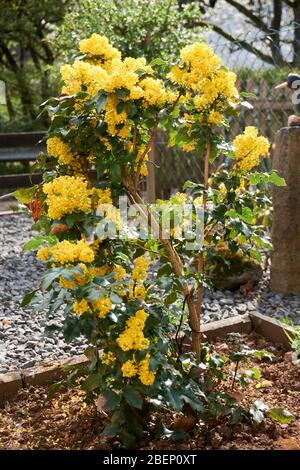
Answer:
(268, 408, 295, 424)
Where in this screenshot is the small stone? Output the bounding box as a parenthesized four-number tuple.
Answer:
(210, 432, 223, 448)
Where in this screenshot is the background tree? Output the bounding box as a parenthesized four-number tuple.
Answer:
(196, 0, 300, 67)
(0, 0, 70, 130)
(55, 0, 203, 62)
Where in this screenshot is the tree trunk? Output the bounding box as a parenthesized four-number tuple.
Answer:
(292, 2, 300, 67)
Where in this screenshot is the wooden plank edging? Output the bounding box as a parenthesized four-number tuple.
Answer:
(0, 312, 293, 405)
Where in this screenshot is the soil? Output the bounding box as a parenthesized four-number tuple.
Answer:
(0, 333, 299, 450)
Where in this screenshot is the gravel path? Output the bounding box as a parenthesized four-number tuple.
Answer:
(1, 213, 300, 373)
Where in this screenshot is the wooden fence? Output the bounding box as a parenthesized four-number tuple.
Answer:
(0, 80, 294, 199)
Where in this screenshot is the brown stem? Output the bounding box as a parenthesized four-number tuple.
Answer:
(122, 167, 201, 359)
(134, 123, 158, 189)
(196, 140, 211, 318)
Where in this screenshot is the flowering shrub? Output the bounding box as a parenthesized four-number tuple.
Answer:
(19, 34, 286, 447)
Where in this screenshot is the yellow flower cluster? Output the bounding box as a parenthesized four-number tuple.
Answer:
(47, 137, 74, 166)
(37, 246, 51, 262)
(101, 351, 116, 365)
(193, 69, 238, 110)
(168, 43, 221, 90)
(139, 354, 156, 386)
(117, 310, 149, 351)
(43, 239, 95, 265)
(121, 359, 138, 378)
(79, 33, 121, 63)
(73, 298, 89, 315)
(60, 60, 108, 96)
(167, 42, 238, 127)
(129, 282, 147, 300)
(132, 256, 149, 282)
(121, 354, 156, 386)
(232, 127, 270, 172)
(91, 187, 113, 206)
(60, 34, 176, 137)
(128, 256, 149, 301)
(92, 296, 112, 318)
(113, 265, 126, 280)
(43, 176, 91, 219)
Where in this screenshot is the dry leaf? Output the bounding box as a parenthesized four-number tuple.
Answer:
(227, 390, 244, 403)
(95, 395, 108, 416)
(275, 437, 300, 450)
(239, 280, 255, 296)
(255, 380, 273, 389)
(26, 199, 44, 222)
(51, 224, 69, 235)
(171, 415, 197, 432)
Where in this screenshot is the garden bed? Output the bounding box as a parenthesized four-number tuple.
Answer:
(0, 332, 299, 451)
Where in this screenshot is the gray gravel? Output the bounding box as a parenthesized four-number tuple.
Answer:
(1, 213, 300, 373)
(0, 213, 88, 373)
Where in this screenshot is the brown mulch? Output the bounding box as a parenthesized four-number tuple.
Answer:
(0, 334, 299, 450)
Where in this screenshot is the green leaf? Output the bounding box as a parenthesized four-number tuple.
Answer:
(42, 268, 63, 290)
(63, 316, 81, 342)
(182, 393, 204, 413)
(241, 207, 254, 224)
(166, 388, 182, 411)
(21, 289, 38, 307)
(164, 290, 177, 305)
(244, 367, 261, 380)
(268, 408, 295, 424)
(103, 389, 121, 411)
(81, 372, 102, 392)
(12, 186, 37, 203)
(124, 387, 143, 410)
(96, 95, 108, 113)
(249, 171, 286, 187)
(47, 381, 63, 399)
(248, 249, 262, 263)
(230, 407, 245, 424)
(116, 88, 130, 100)
(110, 293, 123, 304)
(268, 171, 286, 187)
(250, 399, 268, 424)
(102, 423, 120, 437)
(23, 235, 56, 252)
(183, 180, 200, 191)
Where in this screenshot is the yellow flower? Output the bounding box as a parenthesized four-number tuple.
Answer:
(91, 265, 110, 276)
(139, 354, 156, 386)
(73, 299, 89, 315)
(113, 265, 126, 280)
(43, 176, 91, 220)
(37, 246, 51, 262)
(92, 296, 112, 318)
(132, 256, 149, 282)
(47, 137, 74, 166)
(182, 141, 196, 152)
(117, 310, 149, 351)
(208, 110, 223, 125)
(129, 282, 147, 300)
(79, 33, 121, 62)
(59, 277, 76, 289)
(167, 43, 221, 91)
(101, 351, 116, 365)
(51, 239, 95, 265)
(121, 359, 138, 378)
(232, 127, 270, 172)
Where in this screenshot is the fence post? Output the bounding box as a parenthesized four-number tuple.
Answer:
(270, 126, 300, 293)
